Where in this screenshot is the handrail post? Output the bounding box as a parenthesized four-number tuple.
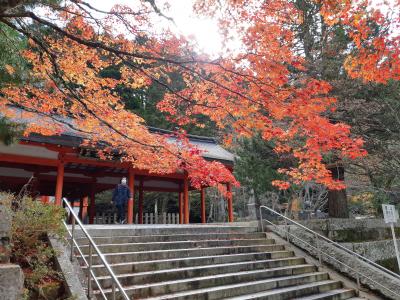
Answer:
(284, 218, 289, 242)
(356, 272, 361, 292)
(314, 233, 322, 266)
(353, 252, 361, 292)
(259, 206, 264, 232)
(88, 244, 93, 299)
(70, 213, 76, 262)
(112, 281, 116, 300)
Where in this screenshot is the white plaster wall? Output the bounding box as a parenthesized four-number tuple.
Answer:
(0, 142, 58, 159)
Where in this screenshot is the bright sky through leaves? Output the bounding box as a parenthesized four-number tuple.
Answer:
(90, 0, 397, 57)
(90, 0, 224, 55)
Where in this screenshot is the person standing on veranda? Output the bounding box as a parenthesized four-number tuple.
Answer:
(112, 177, 131, 224)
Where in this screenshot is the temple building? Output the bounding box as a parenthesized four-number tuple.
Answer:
(0, 109, 235, 224)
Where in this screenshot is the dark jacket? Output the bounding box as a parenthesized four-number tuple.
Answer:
(112, 184, 131, 205)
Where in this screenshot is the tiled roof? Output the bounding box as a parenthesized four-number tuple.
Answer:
(9, 108, 234, 164)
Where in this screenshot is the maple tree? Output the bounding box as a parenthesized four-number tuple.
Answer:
(1, 0, 397, 192)
(317, 0, 400, 83)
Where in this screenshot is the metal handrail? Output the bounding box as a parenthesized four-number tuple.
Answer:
(62, 198, 130, 300)
(259, 205, 400, 298)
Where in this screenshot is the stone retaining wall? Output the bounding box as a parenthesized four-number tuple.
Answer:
(300, 218, 400, 242)
(342, 239, 400, 263)
(49, 236, 87, 300)
(267, 224, 400, 299)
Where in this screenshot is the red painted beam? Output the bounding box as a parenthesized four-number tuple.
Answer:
(3, 143, 228, 185)
(0, 153, 186, 182)
(63, 156, 186, 179)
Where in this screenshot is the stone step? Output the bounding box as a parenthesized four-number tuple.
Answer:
(121, 274, 338, 300)
(76, 224, 258, 238)
(75, 232, 267, 245)
(88, 250, 295, 276)
(79, 239, 275, 254)
(73, 224, 358, 300)
(222, 281, 346, 300)
(100, 264, 317, 298)
(95, 257, 308, 288)
(80, 244, 286, 265)
(292, 289, 356, 299)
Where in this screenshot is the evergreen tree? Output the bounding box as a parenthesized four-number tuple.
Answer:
(234, 136, 283, 198)
(0, 23, 27, 144)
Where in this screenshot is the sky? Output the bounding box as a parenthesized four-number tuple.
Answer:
(88, 0, 398, 57)
(165, 1, 223, 55)
(90, 0, 223, 56)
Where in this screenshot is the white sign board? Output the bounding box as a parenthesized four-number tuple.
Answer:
(382, 204, 398, 224)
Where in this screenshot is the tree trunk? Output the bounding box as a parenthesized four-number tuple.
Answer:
(328, 165, 349, 218)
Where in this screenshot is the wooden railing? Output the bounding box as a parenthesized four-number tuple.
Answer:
(93, 212, 180, 224)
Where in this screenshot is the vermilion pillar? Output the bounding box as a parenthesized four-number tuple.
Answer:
(41, 196, 49, 204)
(79, 196, 89, 223)
(138, 179, 144, 224)
(183, 177, 189, 224)
(127, 168, 135, 224)
(55, 158, 64, 206)
(89, 183, 96, 224)
(178, 191, 183, 224)
(200, 188, 206, 224)
(227, 183, 234, 222)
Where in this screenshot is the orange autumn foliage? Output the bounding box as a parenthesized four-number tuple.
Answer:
(3, 0, 395, 191)
(0, 4, 237, 192)
(317, 0, 400, 83)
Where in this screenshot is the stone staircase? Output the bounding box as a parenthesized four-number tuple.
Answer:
(75, 224, 364, 300)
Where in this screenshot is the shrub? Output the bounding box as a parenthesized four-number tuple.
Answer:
(371, 191, 397, 216)
(0, 192, 67, 298)
(348, 192, 375, 215)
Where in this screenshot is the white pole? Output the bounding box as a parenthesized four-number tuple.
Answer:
(390, 222, 400, 273)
